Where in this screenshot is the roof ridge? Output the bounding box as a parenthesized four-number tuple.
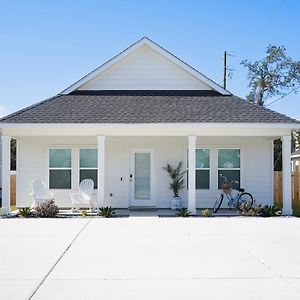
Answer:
(0, 94, 61, 122)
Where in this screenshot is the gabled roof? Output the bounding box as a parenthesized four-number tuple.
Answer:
(61, 37, 231, 95)
(1, 90, 298, 124)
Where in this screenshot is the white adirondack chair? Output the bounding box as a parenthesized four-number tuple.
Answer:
(30, 179, 54, 208)
(70, 179, 95, 211)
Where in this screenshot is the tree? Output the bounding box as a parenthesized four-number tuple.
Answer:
(241, 45, 300, 106)
(293, 130, 300, 152)
(273, 132, 300, 171)
(11, 139, 16, 171)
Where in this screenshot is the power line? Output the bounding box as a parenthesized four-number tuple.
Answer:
(265, 86, 300, 107)
(223, 51, 235, 89)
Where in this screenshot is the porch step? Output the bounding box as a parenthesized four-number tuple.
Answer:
(128, 206, 157, 211)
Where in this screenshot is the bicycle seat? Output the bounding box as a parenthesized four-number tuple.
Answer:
(237, 188, 245, 193)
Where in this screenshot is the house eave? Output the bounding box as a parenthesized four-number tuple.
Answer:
(0, 122, 299, 129)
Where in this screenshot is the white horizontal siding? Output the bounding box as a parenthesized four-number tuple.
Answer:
(78, 45, 211, 90)
(16, 136, 273, 209)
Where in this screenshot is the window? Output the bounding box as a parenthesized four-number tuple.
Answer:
(187, 148, 210, 189)
(79, 149, 97, 189)
(218, 149, 240, 189)
(49, 149, 71, 189)
(196, 149, 210, 189)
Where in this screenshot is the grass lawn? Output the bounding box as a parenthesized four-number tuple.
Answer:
(274, 202, 300, 217)
(293, 203, 300, 217)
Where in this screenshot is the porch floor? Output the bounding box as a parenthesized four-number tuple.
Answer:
(57, 208, 239, 217)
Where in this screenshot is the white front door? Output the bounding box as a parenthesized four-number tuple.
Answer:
(129, 147, 155, 207)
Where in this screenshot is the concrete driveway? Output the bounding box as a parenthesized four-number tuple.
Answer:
(1, 217, 300, 300)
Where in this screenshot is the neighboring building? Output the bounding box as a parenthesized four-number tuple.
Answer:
(0, 37, 299, 214)
(292, 149, 300, 172)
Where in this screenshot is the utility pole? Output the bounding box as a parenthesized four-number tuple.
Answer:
(223, 51, 234, 90)
(223, 51, 227, 89)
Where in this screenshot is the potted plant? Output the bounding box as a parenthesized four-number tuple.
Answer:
(163, 162, 185, 210)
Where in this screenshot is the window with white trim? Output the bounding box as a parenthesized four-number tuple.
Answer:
(218, 148, 240, 189)
(79, 149, 98, 189)
(49, 149, 72, 189)
(187, 148, 210, 189)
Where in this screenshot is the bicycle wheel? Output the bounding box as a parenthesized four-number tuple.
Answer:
(237, 192, 254, 211)
(213, 194, 224, 213)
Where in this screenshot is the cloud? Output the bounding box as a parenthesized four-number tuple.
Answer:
(0, 105, 8, 118)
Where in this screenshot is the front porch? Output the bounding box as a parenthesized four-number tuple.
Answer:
(56, 208, 239, 218)
(1, 125, 294, 215)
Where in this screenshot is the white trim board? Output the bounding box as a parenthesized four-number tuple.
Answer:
(1, 123, 299, 129)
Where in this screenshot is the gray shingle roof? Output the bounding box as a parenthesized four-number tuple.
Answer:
(0, 90, 298, 124)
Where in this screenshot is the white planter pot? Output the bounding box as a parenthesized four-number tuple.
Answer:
(171, 196, 182, 210)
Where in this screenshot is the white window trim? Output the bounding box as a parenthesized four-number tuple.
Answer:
(48, 148, 72, 190)
(79, 147, 98, 189)
(46, 145, 97, 191)
(217, 147, 241, 189)
(186, 147, 211, 190)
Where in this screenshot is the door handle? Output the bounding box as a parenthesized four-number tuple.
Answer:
(130, 174, 133, 182)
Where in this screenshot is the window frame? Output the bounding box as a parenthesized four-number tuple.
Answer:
(186, 147, 211, 190)
(48, 148, 72, 190)
(78, 148, 98, 189)
(217, 148, 241, 190)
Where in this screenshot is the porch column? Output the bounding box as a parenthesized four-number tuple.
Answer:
(1, 135, 11, 215)
(97, 136, 105, 209)
(282, 135, 292, 215)
(188, 135, 196, 215)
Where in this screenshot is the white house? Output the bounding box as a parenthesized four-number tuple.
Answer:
(1, 37, 299, 215)
(292, 150, 300, 172)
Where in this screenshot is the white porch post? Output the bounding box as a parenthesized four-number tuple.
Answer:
(188, 135, 196, 215)
(97, 136, 105, 209)
(282, 134, 292, 215)
(1, 135, 11, 215)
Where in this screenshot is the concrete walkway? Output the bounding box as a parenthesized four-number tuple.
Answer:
(1, 217, 300, 300)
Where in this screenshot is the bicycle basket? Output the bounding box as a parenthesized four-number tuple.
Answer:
(222, 181, 232, 193)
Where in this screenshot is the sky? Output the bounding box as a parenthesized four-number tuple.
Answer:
(0, 0, 299, 119)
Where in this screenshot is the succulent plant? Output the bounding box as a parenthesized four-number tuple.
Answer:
(98, 206, 116, 218)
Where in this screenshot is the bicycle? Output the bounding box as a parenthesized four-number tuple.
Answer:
(213, 175, 254, 213)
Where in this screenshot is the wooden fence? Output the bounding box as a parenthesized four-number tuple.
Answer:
(274, 167, 300, 206)
(10, 173, 16, 206)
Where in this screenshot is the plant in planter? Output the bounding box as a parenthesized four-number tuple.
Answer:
(19, 207, 33, 218)
(176, 208, 191, 217)
(163, 162, 185, 210)
(98, 206, 116, 218)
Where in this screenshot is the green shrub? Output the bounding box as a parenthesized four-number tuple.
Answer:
(34, 200, 59, 218)
(239, 202, 263, 216)
(201, 209, 212, 217)
(261, 205, 281, 217)
(19, 207, 32, 218)
(81, 210, 88, 217)
(239, 203, 282, 217)
(98, 206, 116, 218)
(176, 208, 191, 217)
